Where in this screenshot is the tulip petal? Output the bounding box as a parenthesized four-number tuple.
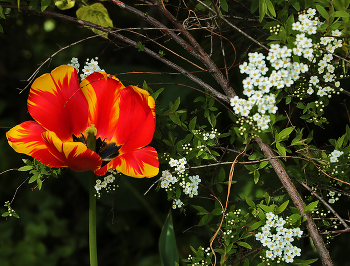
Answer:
(115, 85, 156, 151)
(6, 121, 67, 167)
(80, 71, 124, 141)
(41, 131, 102, 172)
(94, 146, 159, 178)
(28, 65, 89, 141)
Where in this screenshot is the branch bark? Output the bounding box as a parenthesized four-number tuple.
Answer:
(255, 137, 334, 266)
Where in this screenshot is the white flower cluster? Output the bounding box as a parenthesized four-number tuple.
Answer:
(179, 175, 201, 198)
(94, 174, 115, 191)
(161, 170, 178, 188)
(327, 191, 341, 204)
(329, 149, 343, 163)
(232, 8, 343, 131)
(80, 58, 105, 80)
(169, 157, 187, 173)
(161, 157, 202, 209)
(172, 199, 183, 209)
(68, 57, 80, 72)
(68, 57, 105, 80)
(255, 212, 303, 263)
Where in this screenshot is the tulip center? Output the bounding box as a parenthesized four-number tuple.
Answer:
(73, 125, 122, 165)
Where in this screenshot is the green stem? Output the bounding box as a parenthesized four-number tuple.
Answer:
(89, 171, 98, 266)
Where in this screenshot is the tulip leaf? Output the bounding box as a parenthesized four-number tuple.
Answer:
(76, 3, 113, 38)
(159, 210, 179, 266)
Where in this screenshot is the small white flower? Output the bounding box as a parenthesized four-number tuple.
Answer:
(169, 158, 179, 167)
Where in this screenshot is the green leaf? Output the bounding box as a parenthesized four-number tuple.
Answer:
(220, 0, 228, 12)
(212, 208, 223, 215)
(169, 113, 182, 126)
(286, 95, 292, 104)
(276, 142, 286, 157)
(275, 200, 289, 214)
(135, 41, 145, 52)
(29, 0, 39, 9)
(170, 97, 181, 112)
(250, 220, 264, 230)
(336, 134, 346, 149)
(259, 204, 274, 213)
(163, 139, 173, 146)
(219, 168, 226, 182)
(278, 127, 294, 141)
(28, 173, 40, 184)
(189, 117, 197, 131)
(293, 258, 318, 265)
(332, 10, 349, 17)
(198, 214, 214, 226)
(159, 211, 179, 266)
(265, 0, 276, 17)
(289, 213, 301, 224)
(254, 170, 260, 184)
(0, 6, 5, 19)
(151, 88, 164, 101)
(237, 241, 252, 249)
(291, 136, 304, 146)
(246, 197, 255, 208)
(76, 3, 113, 38)
(264, 191, 270, 205)
(54, 0, 75, 10)
(259, 0, 267, 22)
(18, 165, 33, 171)
(316, 5, 329, 20)
(41, 0, 52, 12)
(304, 200, 318, 213)
(193, 205, 208, 215)
(259, 161, 269, 169)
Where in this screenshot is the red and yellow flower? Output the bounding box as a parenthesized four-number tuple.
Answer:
(6, 65, 159, 178)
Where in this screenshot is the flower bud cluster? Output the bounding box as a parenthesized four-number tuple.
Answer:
(255, 212, 303, 263)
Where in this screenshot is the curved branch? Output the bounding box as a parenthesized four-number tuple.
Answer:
(147, 0, 236, 99)
(0, 4, 229, 102)
(255, 137, 334, 266)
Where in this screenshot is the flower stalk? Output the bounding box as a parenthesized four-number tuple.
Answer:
(89, 171, 98, 266)
(87, 130, 98, 266)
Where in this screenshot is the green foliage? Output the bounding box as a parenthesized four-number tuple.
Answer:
(135, 41, 145, 52)
(54, 0, 75, 10)
(159, 211, 179, 266)
(76, 3, 113, 38)
(18, 159, 61, 190)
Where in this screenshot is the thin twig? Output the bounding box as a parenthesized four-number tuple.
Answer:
(196, 0, 268, 50)
(292, 175, 350, 229)
(148, 0, 236, 99)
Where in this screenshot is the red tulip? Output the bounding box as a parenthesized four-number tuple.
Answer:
(6, 65, 159, 178)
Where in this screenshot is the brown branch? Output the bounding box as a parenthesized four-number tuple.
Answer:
(0, 4, 229, 102)
(147, 0, 236, 99)
(255, 137, 334, 266)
